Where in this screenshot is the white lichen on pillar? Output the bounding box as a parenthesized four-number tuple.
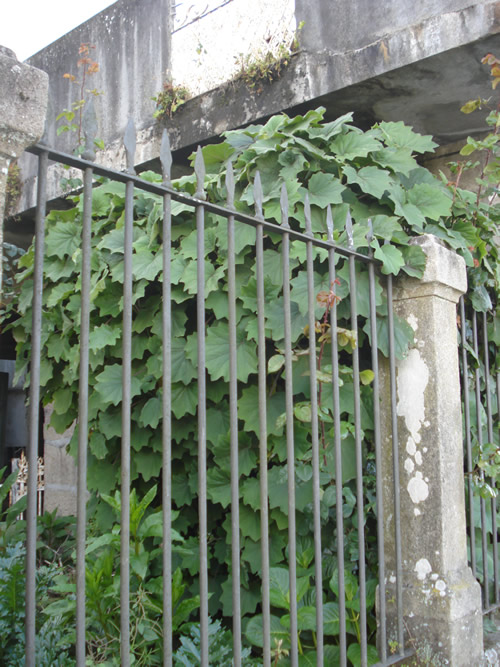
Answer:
(379, 234, 483, 666)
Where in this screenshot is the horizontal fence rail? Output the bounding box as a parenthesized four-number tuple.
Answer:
(17, 118, 414, 666)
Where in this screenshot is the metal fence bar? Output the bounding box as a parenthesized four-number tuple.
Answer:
(472, 311, 489, 608)
(280, 184, 298, 667)
(326, 206, 347, 666)
(386, 273, 405, 655)
(346, 213, 367, 666)
(25, 148, 48, 667)
(497, 370, 500, 604)
(76, 162, 93, 666)
(304, 195, 324, 664)
(121, 119, 136, 667)
(460, 297, 476, 577)
(482, 312, 498, 608)
(256, 174, 271, 667)
(367, 224, 386, 662)
(194, 147, 209, 666)
(160, 129, 173, 666)
(227, 162, 242, 665)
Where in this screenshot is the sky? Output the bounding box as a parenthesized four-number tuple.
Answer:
(0, 1, 117, 61)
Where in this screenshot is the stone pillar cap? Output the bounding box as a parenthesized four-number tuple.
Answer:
(395, 233, 467, 303)
(0, 45, 49, 159)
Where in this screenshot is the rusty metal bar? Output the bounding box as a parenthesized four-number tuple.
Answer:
(460, 297, 476, 577)
(256, 173, 271, 667)
(346, 213, 367, 666)
(387, 273, 404, 655)
(482, 312, 498, 606)
(367, 222, 386, 662)
(304, 195, 323, 664)
(280, 184, 298, 667)
(194, 147, 209, 666)
(160, 129, 173, 666)
(25, 148, 48, 667)
(76, 164, 93, 666)
(472, 311, 489, 608)
(227, 163, 242, 665)
(326, 207, 347, 666)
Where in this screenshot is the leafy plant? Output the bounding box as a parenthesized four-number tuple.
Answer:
(0, 541, 75, 666)
(174, 617, 254, 666)
(43, 486, 198, 665)
(56, 43, 104, 154)
(153, 81, 191, 120)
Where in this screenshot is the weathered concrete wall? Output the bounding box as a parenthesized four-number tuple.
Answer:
(296, 0, 487, 54)
(172, 0, 295, 96)
(27, 0, 171, 149)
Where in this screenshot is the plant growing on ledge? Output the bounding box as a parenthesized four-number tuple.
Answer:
(152, 81, 191, 121)
(234, 21, 304, 94)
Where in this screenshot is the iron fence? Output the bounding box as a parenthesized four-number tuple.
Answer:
(17, 114, 414, 666)
(459, 298, 500, 615)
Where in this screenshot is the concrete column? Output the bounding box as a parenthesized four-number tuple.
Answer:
(380, 234, 483, 665)
(0, 45, 48, 294)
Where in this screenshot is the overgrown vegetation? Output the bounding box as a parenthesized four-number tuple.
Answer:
(2, 54, 499, 664)
(234, 22, 303, 94)
(152, 81, 191, 121)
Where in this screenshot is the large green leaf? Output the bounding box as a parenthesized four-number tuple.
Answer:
(373, 240, 405, 275)
(344, 166, 393, 199)
(45, 221, 80, 259)
(331, 132, 382, 160)
(245, 614, 290, 649)
(89, 324, 121, 351)
(94, 364, 142, 406)
(189, 322, 258, 383)
(371, 147, 418, 176)
(377, 121, 438, 154)
(307, 173, 345, 208)
(406, 183, 452, 220)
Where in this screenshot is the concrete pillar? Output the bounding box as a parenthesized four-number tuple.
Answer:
(380, 234, 483, 665)
(0, 45, 48, 294)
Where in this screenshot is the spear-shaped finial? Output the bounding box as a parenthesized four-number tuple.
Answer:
(304, 192, 312, 237)
(82, 98, 98, 162)
(326, 205, 334, 242)
(254, 171, 263, 219)
(194, 146, 205, 199)
(345, 209, 354, 248)
(226, 161, 235, 208)
(124, 117, 136, 174)
(280, 184, 289, 228)
(160, 129, 172, 186)
(40, 97, 53, 147)
(366, 218, 374, 248)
